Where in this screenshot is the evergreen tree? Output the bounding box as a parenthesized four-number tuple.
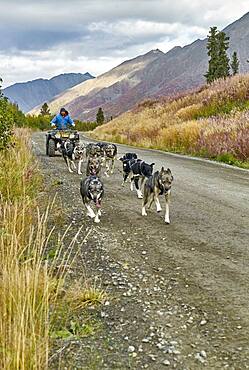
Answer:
(231, 51, 240, 75)
(96, 107, 105, 124)
(40, 102, 50, 116)
(204, 27, 219, 83)
(216, 31, 230, 78)
(204, 27, 230, 83)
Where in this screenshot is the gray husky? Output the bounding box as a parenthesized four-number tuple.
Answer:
(103, 143, 117, 176)
(86, 157, 102, 176)
(142, 167, 173, 224)
(80, 176, 104, 223)
(85, 143, 103, 158)
(74, 142, 86, 175)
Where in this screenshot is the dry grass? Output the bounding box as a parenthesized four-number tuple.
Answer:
(65, 279, 108, 311)
(0, 129, 98, 369)
(0, 129, 55, 369)
(91, 74, 249, 166)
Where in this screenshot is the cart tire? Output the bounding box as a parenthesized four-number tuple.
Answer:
(47, 139, 56, 157)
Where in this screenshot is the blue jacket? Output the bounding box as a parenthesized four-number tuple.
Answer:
(51, 114, 75, 130)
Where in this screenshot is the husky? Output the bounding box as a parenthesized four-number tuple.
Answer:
(103, 143, 117, 176)
(142, 167, 174, 224)
(86, 156, 102, 176)
(61, 140, 77, 173)
(119, 156, 142, 186)
(86, 143, 103, 159)
(74, 142, 86, 174)
(119, 153, 138, 161)
(61, 141, 85, 174)
(130, 160, 155, 198)
(80, 176, 104, 223)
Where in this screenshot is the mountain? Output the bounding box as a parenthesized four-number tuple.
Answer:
(30, 12, 249, 120)
(3, 72, 94, 112)
(30, 50, 165, 119)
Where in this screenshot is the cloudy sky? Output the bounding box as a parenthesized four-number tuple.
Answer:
(1, 0, 249, 87)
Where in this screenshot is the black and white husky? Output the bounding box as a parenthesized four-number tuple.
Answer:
(119, 153, 138, 161)
(80, 176, 104, 223)
(119, 155, 140, 186)
(142, 167, 173, 224)
(61, 141, 85, 174)
(61, 140, 76, 173)
(130, 160, 155, 198)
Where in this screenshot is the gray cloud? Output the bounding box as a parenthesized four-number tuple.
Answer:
(0, 29, 83, 51)
(1, 0, 249, 86)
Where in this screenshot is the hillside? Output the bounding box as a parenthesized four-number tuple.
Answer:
(31, 12, 249, 121)
(91, 74, 249, 168)
(30, 50, 164, 118)
(4, 72, 94, 112)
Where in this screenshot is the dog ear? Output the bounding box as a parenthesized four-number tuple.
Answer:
(119, 157, 124, 161)
(166, 168, 172, 174)
(150, 163, 155, 167)
(161, 166, 164, 171)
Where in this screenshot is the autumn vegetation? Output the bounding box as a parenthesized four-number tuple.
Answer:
(91, 74, 249, 168)
(0, 81, 106, 368)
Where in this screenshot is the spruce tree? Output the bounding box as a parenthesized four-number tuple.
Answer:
(216, 31, 230, 78)
(96, 107, 104, 124)
(40, 102, 50, 116)
(231, 51, 239, 75)
(204, 27, 230, 83)
(204, 27, 219, 83)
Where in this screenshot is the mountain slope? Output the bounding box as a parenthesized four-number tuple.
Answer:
(3, 72, 94, 112)
(30, 50, 164, 118)
(91, 73, 249, 167)
(31, 12, 249, 120)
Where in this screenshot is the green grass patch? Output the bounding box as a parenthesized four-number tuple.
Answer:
(192, 100, 249, 119)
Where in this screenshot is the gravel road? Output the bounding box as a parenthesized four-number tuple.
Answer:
(32, 132, 249, 369)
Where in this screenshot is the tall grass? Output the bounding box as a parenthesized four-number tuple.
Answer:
(0, 128, 107, 369)
(91, 74, 249, 167)
(0, 129, 53, 369)
(0, 129, 71, 369)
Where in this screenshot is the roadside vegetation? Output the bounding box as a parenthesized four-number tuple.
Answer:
(6, 103, 99, 131)
(0, 93, 99, 133)
(0, 84, 106, 368)
(91, 74, 249, 168)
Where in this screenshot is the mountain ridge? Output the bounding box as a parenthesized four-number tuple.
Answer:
(30, 12, 249, 120)
(3, 72, 95, 112)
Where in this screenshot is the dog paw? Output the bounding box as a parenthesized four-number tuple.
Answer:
(78, 172, 82, 175)
(165, 219, 170, 224)
(87, 212, 95, 219)
(142, 208, 147, 216)
(137, 195, 143, 199)
(94, 217, 100, 223)
(157, 208, 162, 213)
